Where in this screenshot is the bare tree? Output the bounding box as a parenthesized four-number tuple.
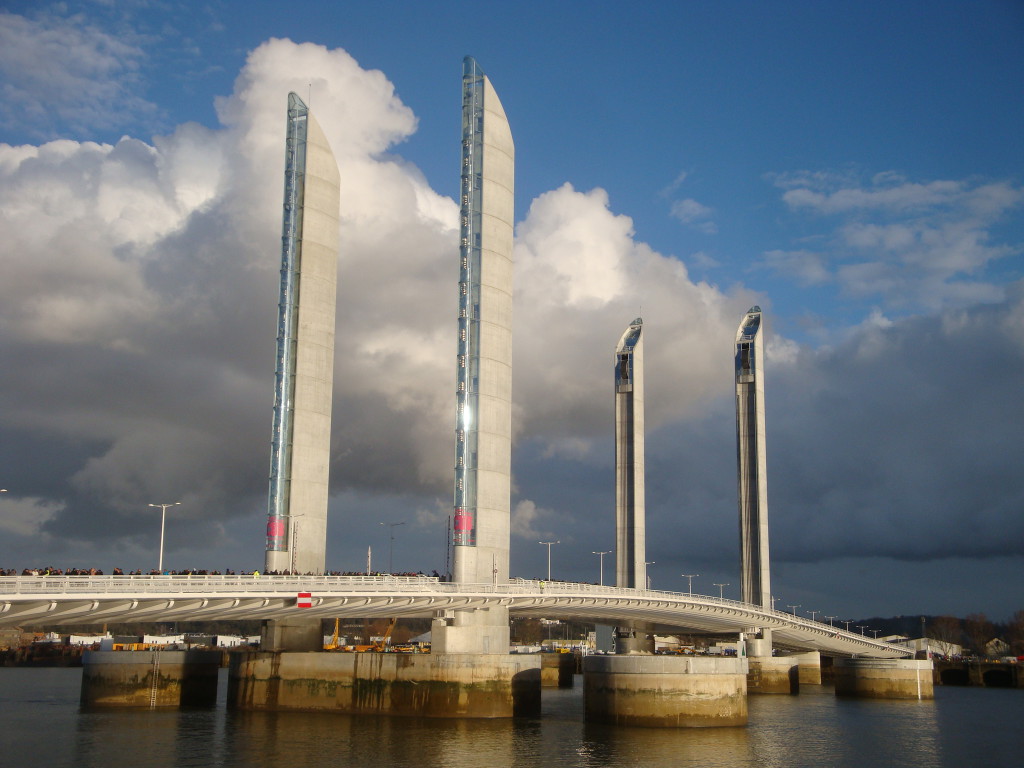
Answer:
(512, 618, 544, 645)
(1007, 610, 1024, 656)
(929, 615, 963, 657)
(965, 613, 995, 656)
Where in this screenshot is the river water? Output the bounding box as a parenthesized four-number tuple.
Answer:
(1, 668, 1020, 767)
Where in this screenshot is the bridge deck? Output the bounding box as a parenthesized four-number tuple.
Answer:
(0, 575, 909, 658)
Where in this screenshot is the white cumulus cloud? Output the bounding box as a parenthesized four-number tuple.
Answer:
(0, 10, 157, 137)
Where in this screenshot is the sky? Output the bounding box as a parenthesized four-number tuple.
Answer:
(1, 0, 1022, 624)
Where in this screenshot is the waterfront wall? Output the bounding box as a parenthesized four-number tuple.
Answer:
(81, 649, 221, 708)
(934, 660, 1023, 688)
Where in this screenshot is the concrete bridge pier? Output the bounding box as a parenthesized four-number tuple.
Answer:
(229, 607, 541, 718)
(261, 617, 323, 651)
(583, 655, 748, 727)
(792, 651, 822, 685)
(745, 651, 820, 693)
(81, 649, 221, 708)
(228, 648, 541, 718)
(746, 655, 799, 694)
(540, 652, 576, 687)
(614, 622, 655, 655)
(743, 633, 796, 694)
(834, 658, 934, 699)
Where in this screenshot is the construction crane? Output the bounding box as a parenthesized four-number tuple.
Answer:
(324, 618, 342, 650)
(372, 618, 398, 651)
(347, 618, 398, 652)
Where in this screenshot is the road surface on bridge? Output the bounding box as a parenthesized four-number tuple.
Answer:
(0, 574, 909, 658)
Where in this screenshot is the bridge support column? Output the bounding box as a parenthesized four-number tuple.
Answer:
(261, 617, 323, 651)
(792, 651, 822, 685)
(583, 654, 747, 727)
(834, 658, 934, 699)
(430, 607, 509, 655)
(81, 649, 221, 708)
(541, 652, 576, 687)
(746, 656, 799, 694)
(228, 649, 541, 717)
(614, 622, 655, 654)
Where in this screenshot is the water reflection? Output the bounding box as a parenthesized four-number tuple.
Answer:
(828, 696, 941, 768)
(216, 709, 528, 768)
(1, 669, 981, 768)
(579, 719, 751, 767)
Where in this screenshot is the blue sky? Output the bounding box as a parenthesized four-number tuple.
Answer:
(4, 1, 1022, 333)
(1, 1, 1022, 623)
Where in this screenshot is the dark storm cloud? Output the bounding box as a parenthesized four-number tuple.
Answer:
(766, 288, 1024, 561)
(623, 288, 1024, 578)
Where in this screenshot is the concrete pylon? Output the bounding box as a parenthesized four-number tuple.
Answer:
(440, 56, 515, 655)
(613, 318, 652, 654)
(265, 93, 340, 578)
(230, 64, 540, 717)
(260, 94, 340, 652)
(735, 306, 772, 652)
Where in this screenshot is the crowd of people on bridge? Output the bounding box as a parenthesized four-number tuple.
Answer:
(2, 566, 446, 579)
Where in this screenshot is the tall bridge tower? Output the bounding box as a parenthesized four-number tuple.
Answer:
(264, 93, 340, 577)
(735, 306, 772, 649)
(435, 57, 515, 655)
(614, 317, 646, 591)
(613, 317, 652, 653)
(451, 56, 515, 587)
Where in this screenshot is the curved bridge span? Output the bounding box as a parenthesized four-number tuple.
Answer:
(0, 575, 909, 658)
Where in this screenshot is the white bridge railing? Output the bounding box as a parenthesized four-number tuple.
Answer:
(0, 573, 800, 614)
(0, 574, 908, 656)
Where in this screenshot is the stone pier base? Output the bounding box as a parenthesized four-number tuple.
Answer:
(834, 658, 934, 699)
(228, 651, 541, 717)
(81, 649, 221, 708)
(261, 617, 323, 651)
(747, 656, 799, 694)
(791, 651, 822, 685)
(583, 655, 748, 727)
(540, 652, 575, 687)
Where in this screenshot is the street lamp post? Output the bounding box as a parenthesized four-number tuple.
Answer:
(380, 521, 406, 574)
(808, 609, 819, 621)
(787, 604, 801, 616)
(825, 615, 837, 627)
(645, 562, 655, 589)
(713, 582, 729, 600)
(857, 626, 867, 636)
(681, 573, 699, 595)
(841, 620, 853, 631)
(592, 550, 611, 585)
(148, 502, 181, 573)
(539, 541, 559, 581)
